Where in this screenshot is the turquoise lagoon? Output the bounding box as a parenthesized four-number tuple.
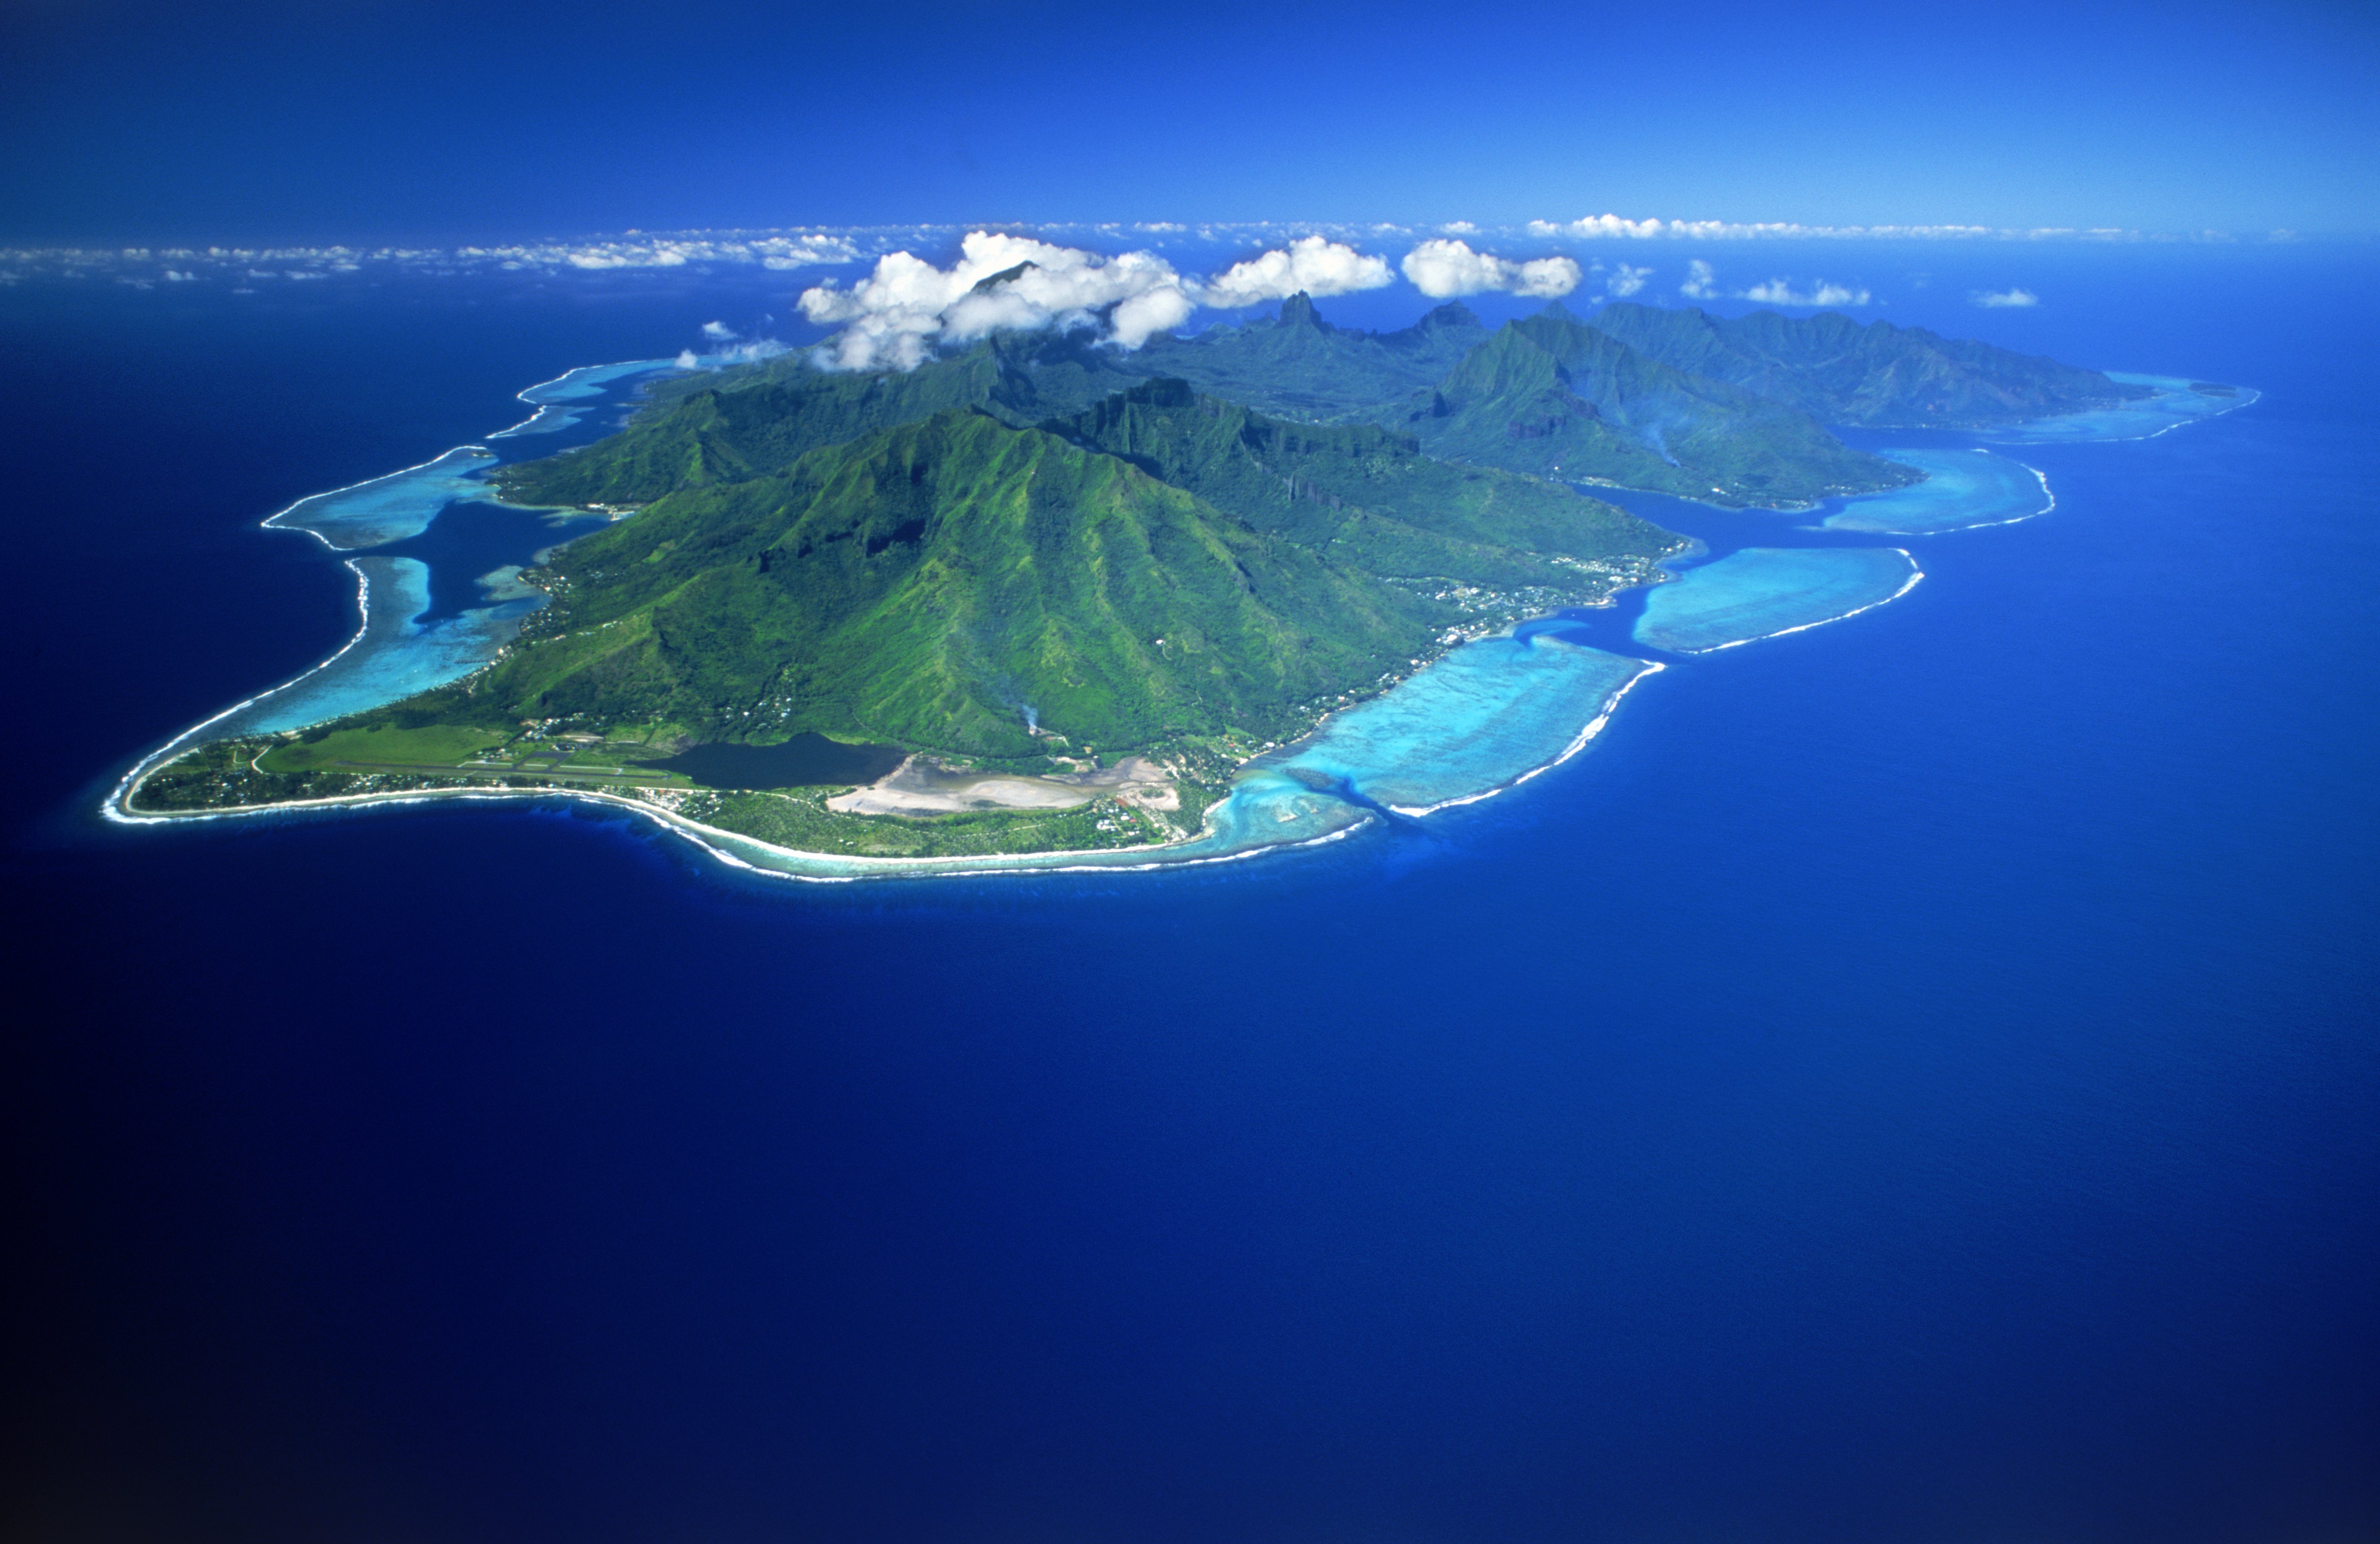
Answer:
(698, 632, 1660, 881)
(222, 558, 547, 737)
(493, 359, 685, 441)
(1987, 373, 2256, 444)
(267, 445, 508, 550)
(265, 359, 675, 550)
(1243, 630, 1654, 815)
(205, 361, 679, 737)
(1823, 448, 2050, 534)
(1636, 547, 1921, 654)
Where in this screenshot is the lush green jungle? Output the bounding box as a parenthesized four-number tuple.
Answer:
(140, 294, 2141, 858)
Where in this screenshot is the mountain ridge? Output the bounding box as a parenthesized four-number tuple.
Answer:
(1397, 305, 1920, 505)
(1585, 301, 2152, 427)
(427, 408, 1448, 759)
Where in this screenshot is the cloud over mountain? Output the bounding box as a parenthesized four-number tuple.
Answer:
(1400, 240, 1581, 300)
(797, 232, 1399, 370)
(1201, 236, 1394, 307)
(1973, 288, 2040, 307)
(798, 232, 1198, 370)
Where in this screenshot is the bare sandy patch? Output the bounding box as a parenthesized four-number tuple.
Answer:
(827, 754, 1180, 818)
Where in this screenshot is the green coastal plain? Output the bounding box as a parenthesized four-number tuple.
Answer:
(135, 292, 2150, 859)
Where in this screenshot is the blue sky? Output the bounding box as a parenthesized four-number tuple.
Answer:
(2, 0, 2373, 243)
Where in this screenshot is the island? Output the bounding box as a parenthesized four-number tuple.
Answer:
(118, 287, 2211, 879)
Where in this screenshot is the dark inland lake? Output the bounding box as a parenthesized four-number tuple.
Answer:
(647, 732, 909, 790)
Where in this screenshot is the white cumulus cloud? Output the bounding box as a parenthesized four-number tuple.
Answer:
(679, 332, 791, 370)
(1972, 288, 2039, 307)
(793, 232, 1406, 370)
(1741, 278, 1872, 307)
(1202, 236, 1393, 308)
(1531, 214, 1668, 239)
(1680, 260, 1720, 300)
(798, 231, 1199, 370)
(1400, 240, 1582, 300)
(1604, 264, 1652, 299)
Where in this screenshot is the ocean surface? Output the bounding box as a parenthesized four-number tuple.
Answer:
(3, 246, 2375, 1542)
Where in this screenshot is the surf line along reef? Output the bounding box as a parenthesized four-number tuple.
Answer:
(111, 277, 2253, 881)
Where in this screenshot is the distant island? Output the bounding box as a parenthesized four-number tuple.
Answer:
(120, 291, 2198, 876)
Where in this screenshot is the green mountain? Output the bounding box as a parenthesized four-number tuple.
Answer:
(501, 295, 1494, 514)
(431, 408, 1444, 759)
(1117, 293, 1487, 422)
(1048, 378, 1679, 591)
(496, 333, 1143, 509)
(506, 298, 1916, 517)
(1584, 301, 2151, 427)
(1398, 306, 1920, 506)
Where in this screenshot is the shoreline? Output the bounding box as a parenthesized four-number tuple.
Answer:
(106, 763, 1367, 885)
(101, 557, 380, 820)
(106, 360, 689, 834)
(105, 633, 1674, 882)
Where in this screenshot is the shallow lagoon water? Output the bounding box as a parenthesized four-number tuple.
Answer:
(1244, 631, 1653, 815)
(1822, 448, 2051, 533)
(268, 444, 507, 550)
(697, 630, 1658, 880)
(183, 365, 678, 744)
(222, 558, 545, 736)
(1635, 547, 1920, 654)
(367, 499, 613, 625)
(496, 359, 684, 439)
(1986, 372, 2257, 444)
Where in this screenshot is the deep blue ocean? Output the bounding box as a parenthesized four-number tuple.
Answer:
(4, 246, 2375, 1543)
